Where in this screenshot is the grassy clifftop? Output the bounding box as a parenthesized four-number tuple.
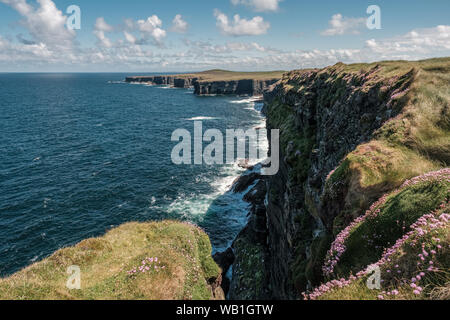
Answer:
(128, 69, 286, 82)
(0, 221, 223, 300)
(193, 69, 286, 82)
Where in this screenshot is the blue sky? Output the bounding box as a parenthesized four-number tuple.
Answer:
(0, 0, 449, 72)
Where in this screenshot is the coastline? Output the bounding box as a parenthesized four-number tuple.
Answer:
(125, 70, 283, 96)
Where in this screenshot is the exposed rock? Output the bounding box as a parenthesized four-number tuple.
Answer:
(194, 79, 279, 96)
(228, 171, 269, 300)
(237, 159, 255, 170)
(243, 179, 266, 204)
(125, 75, 197, 88)
(232, 172, 261, 193)
(213, 248, 235, 296)
(208, 273, 226, 300)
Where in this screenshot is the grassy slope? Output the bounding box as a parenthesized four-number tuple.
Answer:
(330, 58, 449, 222)
(314, 179, 449, 300)
(0, 221, 222, 300)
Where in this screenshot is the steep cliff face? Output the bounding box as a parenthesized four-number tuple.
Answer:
(194, 79, 279, 96)
(125, 75, 197, 88)
(260, 58, 450, 299)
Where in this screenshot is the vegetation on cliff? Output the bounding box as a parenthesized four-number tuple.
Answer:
(0, 221, 222, 300)
(306, 170, 449, 300)
(263, 57, 450, 299)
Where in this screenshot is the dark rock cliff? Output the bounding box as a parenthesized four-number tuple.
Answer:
(125, 75, 197, 88)
(193, 79, 279, 96)
(125, 76, 279, 96)
(262, 63, 417, 298)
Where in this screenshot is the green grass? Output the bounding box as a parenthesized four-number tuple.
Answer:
(0, 221, 222, 300)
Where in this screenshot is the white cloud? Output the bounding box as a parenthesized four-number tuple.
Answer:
(93, 17, 113, 48)
(0, 0, 75, 48)
(123, 31, 136, 44)
(92, 15, 167, 48)
(183, 39, 281, 54)
(170, 14, 188, 33)
(124, 18, 135, 30)
(94, 17, 113, 32)
(136, 15, 167, 44)
(214, 10, 270, 36)
(0, 0, 448, 72)
(321, 13, 366, 36)
(363, 25, 450, 56)
(231, 0, 282, 12)
(137, 15, 162, 33)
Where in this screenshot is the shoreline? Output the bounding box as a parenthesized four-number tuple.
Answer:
(125, 70, 283, 96)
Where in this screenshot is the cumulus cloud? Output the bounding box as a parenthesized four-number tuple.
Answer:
(231, 0, 282, 12)
(91, 15, 167, 48)
(321, 13, 366, 36)
(136, 15, 167, 45)
(123, 31, 137, 44)
(0, 0, 75, 48)
(214, 10, 270, 36)
(183, 39, 281, 54)
(93, 17, 114, 48)
(170, 14, 188, 33)
(0, 0, 448, 72)
(364, 25, 450, 56)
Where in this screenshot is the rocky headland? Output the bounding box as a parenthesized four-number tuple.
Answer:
(125, 69, 284, 96)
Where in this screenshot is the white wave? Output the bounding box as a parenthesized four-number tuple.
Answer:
(157, 86, 176, 89)
(185, 116, 219, 121)
(230, 96, 263, 104)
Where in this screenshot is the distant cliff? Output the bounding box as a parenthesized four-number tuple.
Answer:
(125, 75, 197, 88)
(125, 69, 284, 96)
(193, 79, 278, 96)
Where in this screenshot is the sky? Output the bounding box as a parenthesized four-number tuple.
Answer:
(0, 0, 449, 72)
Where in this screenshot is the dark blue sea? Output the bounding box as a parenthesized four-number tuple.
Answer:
(0, 73, 266, 276)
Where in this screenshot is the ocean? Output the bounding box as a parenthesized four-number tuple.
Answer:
(0, 73, 266, 276)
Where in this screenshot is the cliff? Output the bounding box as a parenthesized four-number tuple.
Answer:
(227, 57, 450, 300)
(125, 69, 284, 96)
(0, 221, 224, 300)
(125, 75, 197, 88)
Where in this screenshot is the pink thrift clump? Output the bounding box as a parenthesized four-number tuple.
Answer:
(127, 257, 166, 275)
(322, 169, 450, 277)
(305, 195, 449, 300)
